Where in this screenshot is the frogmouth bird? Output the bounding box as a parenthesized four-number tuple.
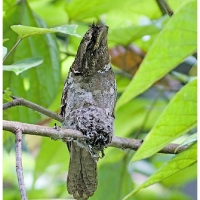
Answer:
(60, 23, 116, 199)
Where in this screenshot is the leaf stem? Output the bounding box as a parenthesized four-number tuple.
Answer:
(3, 38, 22, 63)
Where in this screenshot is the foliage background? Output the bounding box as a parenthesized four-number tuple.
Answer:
(3, 0, 197, 199)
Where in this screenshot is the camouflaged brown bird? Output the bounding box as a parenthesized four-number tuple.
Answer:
(60, 23, 116, 199)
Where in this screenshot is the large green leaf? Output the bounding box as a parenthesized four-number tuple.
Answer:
(131, 78, 197, 162)
(3, 57, 43, 75)
(3, 1, 61, 123)
(11, 24, 80, 39)
(116, 0, 197, 109)
(162, 162, 197, 187)
(123, 143, 197, 199)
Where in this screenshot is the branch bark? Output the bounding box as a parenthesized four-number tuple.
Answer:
(15, 128, 28, 200)
(156, 0, 174, 16)
(3, 120, 186, 154)
(3, 96, 63, 123)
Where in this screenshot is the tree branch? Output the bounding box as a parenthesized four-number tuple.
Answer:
(3, 96, 63, 123)
(15, 128, 28, 200)
(156, 0, 174, 16)
(3, 120, 186, 154)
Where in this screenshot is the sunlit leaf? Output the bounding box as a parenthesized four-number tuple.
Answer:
(175, 133, 197, 152)
(116, 0, 197, 109)
(131, 78, 197, 162)
(3, 57, 43, 75)
(11, 24, 80, 39)
(51, 25, 80, 37)
(162, 162, 197, 187)
(123, 143, 197, 199)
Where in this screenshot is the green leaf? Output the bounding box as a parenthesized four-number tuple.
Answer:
(3, 0, 61, 123)
(11, 24, 80, 39)
(134, 190, 192, 200)
(116, 0, 197, 109)
(51, 25, 80, 37)
(175, 133, 197, 152)
(10, 25, 55, 38)
(123, 143, 197, 199)
(3, 46, 7, 58)
(162, 162, 197, 187)
(3, 57, 43, 75)
(132, 78, 197, 162)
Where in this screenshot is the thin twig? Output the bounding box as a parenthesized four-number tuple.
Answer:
(60, 51, 76, 57)
(15, 128, 28, 200)
(3, 38, 22, 63)
(3, 96, 63, 123)
(3, 120, 186, 154)
(156, 0, 174, 17)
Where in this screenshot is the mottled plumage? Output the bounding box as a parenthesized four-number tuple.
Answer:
(60, 23, 116, 199)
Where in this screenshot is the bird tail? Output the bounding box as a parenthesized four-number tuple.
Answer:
(67, 141, 98, 199)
